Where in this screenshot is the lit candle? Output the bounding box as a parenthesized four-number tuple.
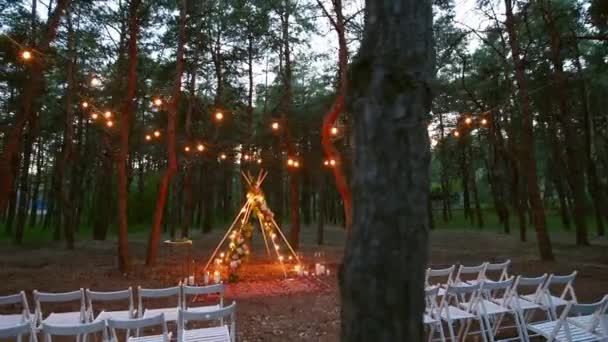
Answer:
(214, 271, 221, 284)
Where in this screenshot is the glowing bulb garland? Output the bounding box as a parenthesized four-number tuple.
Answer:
(21, 50, 32, 60)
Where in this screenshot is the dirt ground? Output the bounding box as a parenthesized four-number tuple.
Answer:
(1, 226, 607, 341)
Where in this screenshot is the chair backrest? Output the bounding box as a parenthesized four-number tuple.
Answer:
(138, 285, 181, 317)
(480, 277, 515, 308)
(425, 265, 455, 287)
(178, 302, 237, 342)
(455, 263, 488, 283)
(484, 260, 511, 282)
(441, 283, 481, 316)
(513, 274, 547, 299)
(0, 321, 37, 342)
(544, 271, 577, 302)
(34, 289, 86, 324)
(41, 320, 107, 341)
(568, 295, 608, 335)
(86, 288, 134, 321)
(107, 313, 169, 342)
(182, 284, 224, 309)
(0, 291, 31, 321)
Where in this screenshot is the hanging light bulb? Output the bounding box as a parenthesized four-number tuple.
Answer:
(481, 118, 488, 126)
(81, 101, 89, 109)
(197, 144, 204, 152)
(90, 76, 101, 87)
(465, 117, 472, 125)
(294, 161, 300, 168)
(271, 122, 280, 130)
(215, 111, 224, 121)
(184, 146, 191, 152)
(330, 127, 339, 136)
(453, 130, 460, 137)
(287, 158, 294, 166)
(329, 159, 336, 166)
(154, 130, 161, 138)
(244, 154, 250, 161)
(104, 111, 112, 119)
(145, 134, 152, 141)
(21, 50, 32, 61)
(324, 160, 329, 166)
(153, 98, 163, 107)
(106, 120, 114, 127)
(220, 153, 227, 160)
(90, 113, 98, 120)
(257, 158, 262, 164)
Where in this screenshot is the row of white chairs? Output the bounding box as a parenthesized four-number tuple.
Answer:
(424, 261, 608, 341)
(0, 283, 234, 342)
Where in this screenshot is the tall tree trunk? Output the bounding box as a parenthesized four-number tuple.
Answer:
(0, 0, 70, 213)
(340, 0, 433, 340)
(182, 68, 197, 238)
(116, 0, 141, 272)
(316, 0, 353, 233)
(146, 0, 187, 265)
(29, 138, 44, 227)
(15, 129, 36, 244)
(317, 173, 326, 245)
(504, 0, 553, 260)
(540, 1, 589, 246)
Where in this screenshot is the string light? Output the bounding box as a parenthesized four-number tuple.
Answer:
(104, 111, 112, 119)
(106, 120, 114, 127)
(287, 158, 294, 166)
(153, 98, 163, 107)
(294, 161, 300, 168)
(481, 118, 488, 125)
(220, 153, 227, 160)
(90, 113, 98, 120)
(465, 117, 472, 125)
(145, 134, 152, 141)
(197, 144, 204, 152)
(81, 101, 89, 109)
(21, 50, 32, 60)
(90, 77, 101, 87)
(184, 146, 191, 152)
(154, 130, 161, 138)
(324, 160, 329, 166)
(257, 158, 262, 164)
(215, 111, 224, 121)
(329, 159, 336, 166)
(453, 130, 460, 137)
(271, 122, 279, 131)
(330, 127, 338, 136)
(244, 154, 250, 161)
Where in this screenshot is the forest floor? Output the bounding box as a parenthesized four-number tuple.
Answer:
(1, 225, 607, 341)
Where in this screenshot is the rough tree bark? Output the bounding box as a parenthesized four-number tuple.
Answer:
(146, 0, 187, 265)
(504, 0, 553, 260)
(340, 0, 433, 340)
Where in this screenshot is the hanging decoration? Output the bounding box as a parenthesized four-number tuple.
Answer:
(204, 170, 301, 282)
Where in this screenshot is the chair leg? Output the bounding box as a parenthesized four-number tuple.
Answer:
(511, 312, 525, 342)
(446, 319, 457, 342)
(459, 319, 472, 341)
(481, 315, 493, 342)
(428, 324, 435, 342)
(437, 322, 446, 342)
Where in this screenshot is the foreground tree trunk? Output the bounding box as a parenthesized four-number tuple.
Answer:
(146, 0, 187, 265)
(504, 0, 553, 260)
(340, 0, 433, 340)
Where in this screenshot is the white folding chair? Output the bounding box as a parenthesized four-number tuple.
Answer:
(87, 288, 136, 323)
(107, 313, 170, 342)
(424, 286, 446, 342)
(138, 286, 181, 322)
(177, 301, 237, 342)
(34, 289, 87, 326)
(483, 260, 511, 283)
(0, 321, 37, 342)
(182, 284, 223, 313)
(523, 271, 577, 321)
(0, 291, 32, 328)
(454, 263, 488, 286)
(527, 298, 608, 341)
(41, 320, 107, 342)
(567, 295, 608, 337)
(438, 283, 488, 342)
(476, 277, 526, 342)
(426, 265, 456, 297)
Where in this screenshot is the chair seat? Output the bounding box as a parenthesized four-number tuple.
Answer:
(128, 331, 172, 342)
(186, 305, 221, 314)
(143, 308, 178, 322)
(0, 314, 27, 327)
(473, 300, 512, 315)
(569, 314, 608, 334)
(440, 306, 476, 321)
(94, 310, 134, 322)
(522, 294, 569, 308)
(423, 313, 439, 324)
(528, 320, 601, 342)
(511, 296, 542, 311)
(43, 312, 84, 325)
(182, 325, 230, 342)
